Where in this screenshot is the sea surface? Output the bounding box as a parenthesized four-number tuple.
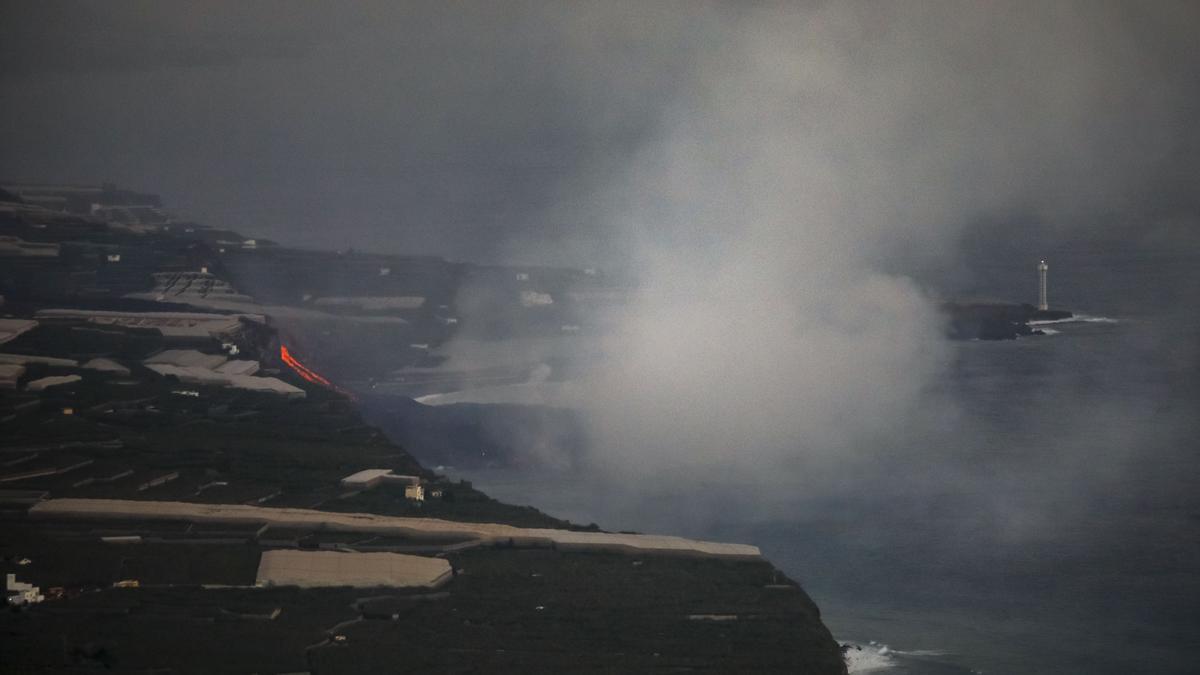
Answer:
(364, 241, 1200, 674)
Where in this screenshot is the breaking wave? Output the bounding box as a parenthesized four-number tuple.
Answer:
(843, 642, 897, 672)
(842, 642, 964, 673)
(1030, 314, 1118, 326)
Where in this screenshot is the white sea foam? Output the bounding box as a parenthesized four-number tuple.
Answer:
(1029, 314, 1118, 326)
(842, 642, 957, 671)
(1036, 327, 1061, 335)
(843, 642, 898, 672)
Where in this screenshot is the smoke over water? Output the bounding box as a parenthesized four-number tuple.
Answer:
(546, 1, 1196, 490)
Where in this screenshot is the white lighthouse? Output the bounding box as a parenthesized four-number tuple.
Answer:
(1037, 260, 1049, 311)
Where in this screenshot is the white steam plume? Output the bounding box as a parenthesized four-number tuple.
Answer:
(569, 1, 1187, 482)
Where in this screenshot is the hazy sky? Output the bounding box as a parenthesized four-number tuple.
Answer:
(2, 1, 1198, 266)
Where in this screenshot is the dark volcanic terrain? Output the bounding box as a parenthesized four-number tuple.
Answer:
(0, 185, 846, 673)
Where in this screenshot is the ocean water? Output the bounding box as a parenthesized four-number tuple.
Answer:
(366, 242, 1200, 673)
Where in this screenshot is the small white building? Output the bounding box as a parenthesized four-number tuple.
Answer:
(404, 484, 425, 501)
(6, 573, 44, 606)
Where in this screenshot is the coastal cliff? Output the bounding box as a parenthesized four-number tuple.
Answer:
(0, 192, 847, 673)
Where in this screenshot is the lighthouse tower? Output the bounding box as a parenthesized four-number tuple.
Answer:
(1037, 260, 1049, 311)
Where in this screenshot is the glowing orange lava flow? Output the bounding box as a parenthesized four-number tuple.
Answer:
(280, 344, 355, 399)
(280, 343, 333, 386)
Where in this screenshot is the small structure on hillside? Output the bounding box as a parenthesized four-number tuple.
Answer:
(26, 374, 82, 392)
(146, 349, 229, 370)
(340, 469, 391, 489)
(82, 357, 131, 376)
(6, 573, 44, 606)
(35, 308, 262, 340)
(0, 363, 25, 389)
(404, 484, 425, 502)
(0, 353, 78, 367)
(0, 318, 38, 346)
(255, 550, 452, 589)
(143, 349, 303, 398)
(340, 469, 421, 491)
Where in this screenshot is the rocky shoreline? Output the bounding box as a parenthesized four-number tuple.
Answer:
(943, 301, 1073, 340)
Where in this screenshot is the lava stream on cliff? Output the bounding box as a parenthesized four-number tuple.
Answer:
(280, 344, 355, 400)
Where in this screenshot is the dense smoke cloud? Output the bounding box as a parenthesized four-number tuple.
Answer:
(565, 1, 1198, 484)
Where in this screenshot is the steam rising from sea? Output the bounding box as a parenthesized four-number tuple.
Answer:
(527, 2, 1191, 491)
(421, 9, 1199, 669)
